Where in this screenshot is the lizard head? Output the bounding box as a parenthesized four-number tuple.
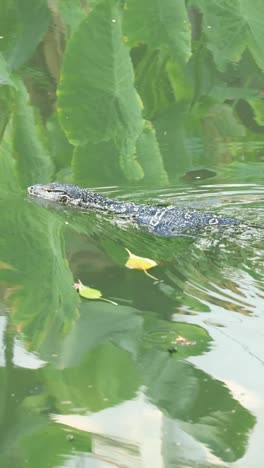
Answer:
(27, 182, 83, 206)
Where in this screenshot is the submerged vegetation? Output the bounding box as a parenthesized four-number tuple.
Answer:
(1, 0, 264, 190)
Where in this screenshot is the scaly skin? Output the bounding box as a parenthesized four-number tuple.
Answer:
(28, 182, 240, 236)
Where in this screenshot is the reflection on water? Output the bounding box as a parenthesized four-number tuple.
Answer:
(0, 184, 263, 467)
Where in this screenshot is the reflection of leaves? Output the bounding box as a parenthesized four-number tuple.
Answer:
(142, 356, 255, 462)
(0, 199, 79, 350)
(46, 342, 139, 413)
(41, 301, 253, 464)
(50, 302, 143, 366)
(0, 398, 90, 468)
(74, 280, 117, 305)
(0, 410, 48, 467)
(142, 316, 212, 358)
(22, 423, 92, 468)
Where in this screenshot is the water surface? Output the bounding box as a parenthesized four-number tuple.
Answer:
(0, 182, 263, 467)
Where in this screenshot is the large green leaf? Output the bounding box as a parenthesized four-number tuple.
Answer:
(119, 146, 144, 182)
(0, 87, 12, 140)
(166, 58, 193, 103)
(58, 0, 143, 150)
(133, 48, 173, 119)
(46, 113, 73, 171)
(13, 79, 54, 187)
(58, 0, 87, 34)
(2, 0, 51, 70)
(154, 103, 191, 178)
(0, 0, 19, 57)
(202, 103, 246, 142)
(73, 140, 125, 187)
(0, 119, 20, 194)
(249, 98, 264, 126)
(124, 0, 191, 62)
(192, 0, 264, 71)
(136, 122, 169, 185)
(0, 52, 16, 138)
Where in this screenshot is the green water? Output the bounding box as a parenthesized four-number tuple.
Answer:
(1, 1, 264, 467)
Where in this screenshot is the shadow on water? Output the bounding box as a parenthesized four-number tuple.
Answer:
(0, 184, 263, 467)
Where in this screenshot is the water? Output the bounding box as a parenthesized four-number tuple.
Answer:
(1, 1, 264, 466)
(0, 183, 263, 467)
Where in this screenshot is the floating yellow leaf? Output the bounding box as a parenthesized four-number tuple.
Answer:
(125, 248, 158, 270)
(125, 248, 158, 280)
(73, 280, 117, 305)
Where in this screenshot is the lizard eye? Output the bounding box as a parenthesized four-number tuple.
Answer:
(60, 195, 68, 203)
